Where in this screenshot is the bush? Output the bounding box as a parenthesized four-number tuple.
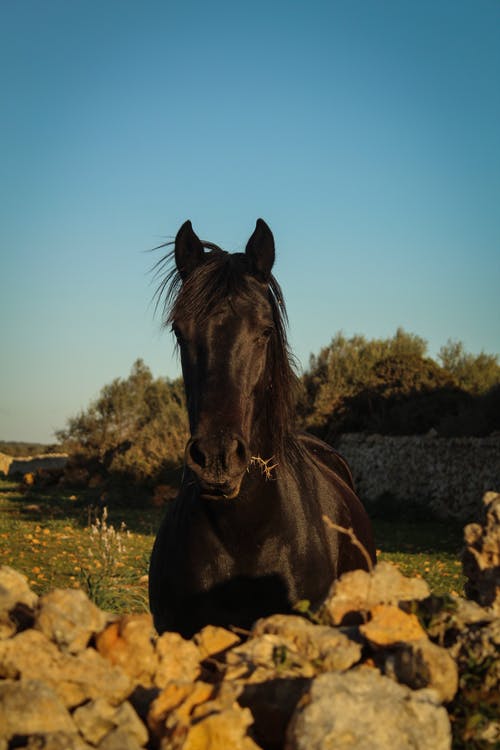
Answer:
(56, 360, 188, 484)
(301, 331, 500, 438)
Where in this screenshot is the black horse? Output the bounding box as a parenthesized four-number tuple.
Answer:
(149, 219, 376, 637)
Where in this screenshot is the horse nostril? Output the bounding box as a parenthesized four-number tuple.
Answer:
(188, 440, 206, 470)
(235, 439, 248, 464)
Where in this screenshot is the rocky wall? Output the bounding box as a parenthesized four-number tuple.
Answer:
(0, 452, 68, 478)
(336, 433, 500, 521)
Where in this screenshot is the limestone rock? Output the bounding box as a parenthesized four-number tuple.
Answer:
(0, 679, 76, 741)
(155, 630, 201, 687)
(239, 678, 310, 750)
(181, 705, 261, 750)
(73, 698, 147, 746)
(95, 614, 157, 686)
(322, 561, 430, 625)
(252, 613, 362, 671)
(359, 604, 426, 645)
(194, 624, 241, 659)
(384, 637, 459, 703)
(98, 727, 145, 750)
(147, 680, 258, 749)
(463, 491, 500, 613)
(0, 565, 38, 638)
(0, 565, 38, 612)
(18, 734, 93, 750)
(147, 680, 215, 741)
(285, 669, 452, 750)
(35, 588, 108, 653)
(0, 629, 132, 707)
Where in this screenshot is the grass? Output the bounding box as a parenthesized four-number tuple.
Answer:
(0, 477, 164, 611)
(0, 477, 466, 612)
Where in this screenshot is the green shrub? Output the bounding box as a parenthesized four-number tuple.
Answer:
(56, 360, 188, 484)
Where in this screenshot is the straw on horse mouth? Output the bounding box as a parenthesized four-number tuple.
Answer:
(249, 455, 278, 480)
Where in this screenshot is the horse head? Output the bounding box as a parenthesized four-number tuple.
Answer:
(168, 219, 291, 499)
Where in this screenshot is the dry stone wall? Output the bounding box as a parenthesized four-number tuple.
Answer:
(336, 433, 500, 521)
(0, 453, 68, 478)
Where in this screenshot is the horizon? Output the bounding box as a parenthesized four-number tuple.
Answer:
(1, 0, 499, 443)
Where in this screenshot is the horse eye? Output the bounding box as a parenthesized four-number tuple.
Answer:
(258, 327, 274, 342)
(171, 324, 183, 341)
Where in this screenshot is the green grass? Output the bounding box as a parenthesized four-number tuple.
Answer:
(0, 477, 164, 611)
(373, 518, 465, 596)
(0, 477, 466, 612)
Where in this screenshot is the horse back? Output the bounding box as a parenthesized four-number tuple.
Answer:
(298, 432, 355, 490)
(298, 432, 376, 568)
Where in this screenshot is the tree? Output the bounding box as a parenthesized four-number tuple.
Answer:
(438, 340, 500, 395)
(301, 328, 428, 430)
(56, 360, 188, 482)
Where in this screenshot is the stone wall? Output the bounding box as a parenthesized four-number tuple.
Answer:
(0, 452, 68, 477)
(336, 434, 500, 521)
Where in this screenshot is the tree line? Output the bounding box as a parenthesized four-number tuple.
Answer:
(56, 330, 500, 483)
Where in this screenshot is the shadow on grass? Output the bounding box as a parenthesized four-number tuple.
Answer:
(373, 517, 464, 556)
(0, 478, 167, 536)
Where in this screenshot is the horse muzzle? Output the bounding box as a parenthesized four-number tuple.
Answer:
(185, 433, 250, 499)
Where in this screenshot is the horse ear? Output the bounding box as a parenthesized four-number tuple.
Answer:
(245, 218, 275, 281)
(175, 221, 205, 280)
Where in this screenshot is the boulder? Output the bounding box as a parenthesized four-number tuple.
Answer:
(359, 603, 426, 645)
(285, 669, 452, 750)
(0, 679, 76, 741)
(36, 588, 108, 653)
(0, 566, 38, 639)
(147, 680, 260, 749)
(463, 491, 500, 613)
(321, 561, 430, 625)
(383, 637, 458, 703)
(155, 630, 201, 687)
(194, 624, 241, 660)
(73, 698, 148, 747)
(95, 614, 158, 686)
(0, 629, 132, 708)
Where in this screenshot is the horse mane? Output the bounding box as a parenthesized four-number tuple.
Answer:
(152, 241, 301, 458)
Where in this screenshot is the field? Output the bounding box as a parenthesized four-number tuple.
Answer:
(0, 477, 465, 612)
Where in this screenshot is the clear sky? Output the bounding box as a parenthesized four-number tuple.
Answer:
(1, 0, 499, 443)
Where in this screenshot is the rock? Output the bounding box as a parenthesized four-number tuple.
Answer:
(449, 616, 500, 686)
(447, 617, 500, 746)
(72, 698, 147, 747)
(224, 613, 362, 684)
(359, 604, 427, 645)
(322, 561, 430, 625)
(35, 588, 108, 653)
(147, 680, 260, 749)
(97, 728, 145, 750)
(19, 734, 93, 749)
(0, 565, 38, 612)
(96, 614, 157, 686)
(384, 638, 458, 703)
(73, 698, 118, 745)
(252, 614, 362, 672)
(463, 491, 500, 613)
(147, 681, 215, 741)
(182, 706, 261, 750)
(239, 678, 310, 750)
(0, 629, 132, 708)
(155, 630, 201, 687)
(0, 679, 76, 741)
(194, 624, 241, 659)
(285, 669, 452, 750)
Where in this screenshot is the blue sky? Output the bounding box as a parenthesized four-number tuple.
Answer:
(1, 0, 499, 443)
